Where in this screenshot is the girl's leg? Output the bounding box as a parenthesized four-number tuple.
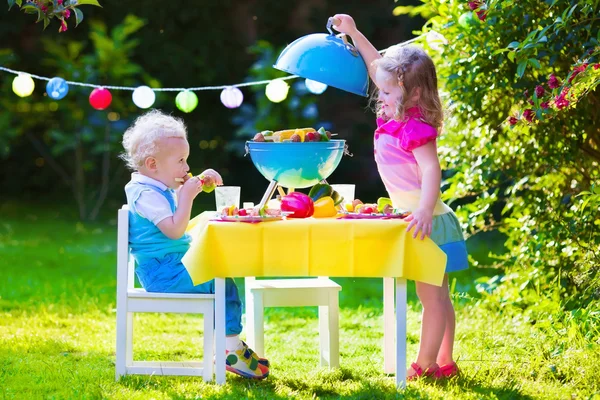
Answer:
(436, 274, 456, 366)
(408, 280, 447, 374)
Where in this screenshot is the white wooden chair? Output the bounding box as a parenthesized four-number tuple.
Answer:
(245, 277, 341, 367)
(115, 205, 226, 383)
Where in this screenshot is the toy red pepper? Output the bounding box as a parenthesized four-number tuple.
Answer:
(280, 192, 314, 218)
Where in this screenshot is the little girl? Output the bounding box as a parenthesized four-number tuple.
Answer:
(120, 109, 269, 380)
(334, 14, 469, 380)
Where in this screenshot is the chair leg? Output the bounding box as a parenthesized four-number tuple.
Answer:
(383, 277, 395, 374)
(252, 291, 265, 357)
(125, 312, 133, 368)
(318, 290, 340, 368)
(203, 305, 215, 382)
(115, 308, 129, 380)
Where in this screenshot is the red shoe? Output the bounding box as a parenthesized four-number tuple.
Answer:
(407, 362, 441, 380)
(439, 362, 459, 378)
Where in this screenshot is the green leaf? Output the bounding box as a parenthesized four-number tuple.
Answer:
(7, 0, 15, 10)
(529, 58, 541, 69)
(517, 60, 528, 77)
(76, 0, 102, 6)
(508, 51, 516, 63)
(43, 16, 50, 30)
(538, 36, 548, 43)
(35, 8, 43, 22)
(74, 7, 83, 26)
(507, 41, 520, 49)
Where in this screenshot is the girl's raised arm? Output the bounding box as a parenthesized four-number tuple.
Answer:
(332, 14, 382, 85)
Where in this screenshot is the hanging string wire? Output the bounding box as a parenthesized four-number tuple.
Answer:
(0, 32, 431, 92)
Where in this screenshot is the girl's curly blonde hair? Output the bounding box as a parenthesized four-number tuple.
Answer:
(120, 109, 187, 170)
(371, 45, 443, 130)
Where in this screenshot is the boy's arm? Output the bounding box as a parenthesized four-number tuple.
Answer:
(332, 14, 382, 84)
(157, 177, 202, 239)
(156, 195, 194, 240)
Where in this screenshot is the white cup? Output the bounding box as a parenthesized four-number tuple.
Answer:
(330, 184, 356, 206)
(215, 186, 241, 211)
(242, 202, 254, 209)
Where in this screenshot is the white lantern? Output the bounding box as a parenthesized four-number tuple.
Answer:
(265, 79, 289, 103)
(220, 86, 244, 109)
(305, 79, 328, 95)
(132, 86, 156, 109)
(12, 74, 35, 97)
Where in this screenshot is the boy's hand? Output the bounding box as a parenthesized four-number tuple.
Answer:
(179, 176, 203, 200)
(199, 169, 223, 187)
(332, 14, 358, 36)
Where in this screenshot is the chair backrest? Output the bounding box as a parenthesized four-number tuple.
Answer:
(116, 206, 136, 300)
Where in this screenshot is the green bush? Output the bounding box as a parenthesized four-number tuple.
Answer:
(397, 0, 600, 308)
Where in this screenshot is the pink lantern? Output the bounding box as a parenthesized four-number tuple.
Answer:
(89, 87, 112, 110)
(220, 86, 243, 109)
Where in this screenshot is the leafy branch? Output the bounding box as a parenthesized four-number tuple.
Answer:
(7, 0, 101, 32)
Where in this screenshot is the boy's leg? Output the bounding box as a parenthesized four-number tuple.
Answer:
(165, 272, 270, 377)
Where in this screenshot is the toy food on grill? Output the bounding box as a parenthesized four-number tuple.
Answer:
(252, 127, 334, 143)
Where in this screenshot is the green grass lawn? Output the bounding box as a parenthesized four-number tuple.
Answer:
(1, 201, 599, 399)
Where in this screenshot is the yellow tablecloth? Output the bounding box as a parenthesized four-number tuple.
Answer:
(182, 212, 447, 286)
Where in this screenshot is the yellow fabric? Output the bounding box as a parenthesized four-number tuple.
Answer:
(182, 212, 447, 287)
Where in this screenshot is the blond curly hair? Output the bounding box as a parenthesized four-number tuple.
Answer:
(371, 45, 443, 130)
(120, 109, 187, 170)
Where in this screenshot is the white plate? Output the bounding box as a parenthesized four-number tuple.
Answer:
(213, 211, 293, 223)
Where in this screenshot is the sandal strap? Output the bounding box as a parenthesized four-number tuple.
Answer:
(410, 362, 424, 376)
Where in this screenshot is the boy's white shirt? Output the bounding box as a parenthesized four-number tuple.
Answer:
(130, 172, 175, 225)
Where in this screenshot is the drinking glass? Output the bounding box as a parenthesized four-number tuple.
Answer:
(215, 186, 241, 211)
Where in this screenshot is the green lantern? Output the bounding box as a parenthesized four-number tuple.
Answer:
(175, 90, 198, 113)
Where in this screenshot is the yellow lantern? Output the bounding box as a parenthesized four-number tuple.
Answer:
(265, 79, 289, 103)
(12, 74, 35, 97)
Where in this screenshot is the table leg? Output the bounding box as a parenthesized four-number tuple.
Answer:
(383, 277, 395, 374)
(396, 278, 407, 389)
(215, 278, 226, 384)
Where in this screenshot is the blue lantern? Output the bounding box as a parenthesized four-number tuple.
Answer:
(273, 18, 369, 97)
(46, 77, 69, 100)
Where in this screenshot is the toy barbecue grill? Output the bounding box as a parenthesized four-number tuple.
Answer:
(245, 140, 350, 207)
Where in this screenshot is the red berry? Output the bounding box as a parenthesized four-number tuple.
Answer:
(508, 116, 518, 125)
(238, 209, 248, 216)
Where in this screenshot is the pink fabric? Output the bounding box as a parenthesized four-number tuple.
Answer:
(374, 108, 439, 194)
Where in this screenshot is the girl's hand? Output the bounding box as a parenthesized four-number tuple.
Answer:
(200, 168, 223, 186)
(405, 207, 433, 240)
(332, 14, 358, 36)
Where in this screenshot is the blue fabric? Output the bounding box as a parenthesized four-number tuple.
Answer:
(124, 179, 243, 335)
(439, 240, 469, 273)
